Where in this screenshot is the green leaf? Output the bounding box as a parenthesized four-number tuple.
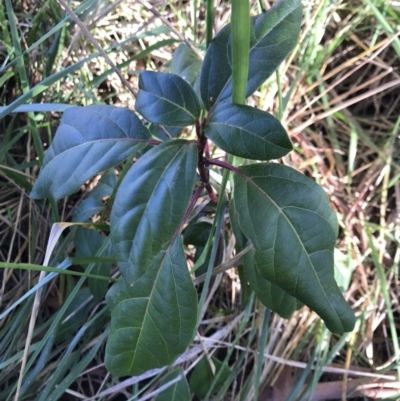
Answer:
(243, 250, 302, 318)
(74, 228, 112, 300)
(30, 105, 151, 199)
(232, 163, 355, 333)
(72, 198, 104, 222)
(171, 43, 202, 86)
(111, 139, 198, 284)
(155, 368, 190, 401)
(229, 199, 248, 250)
(231, 198, 299, 314)
(149, 124, 182, 141)
(189, 356, 231, 399)
(205, 103, 292, 160)
(136, 71, 201, 126)
(183, 221, 212, 246)
(74, 228, 103, 259)
(89, 168, 117, 199)
(105, 236, 198, 377)
(200, 0, 302, 110)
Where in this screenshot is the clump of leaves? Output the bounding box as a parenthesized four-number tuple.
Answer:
(31, 0, 355, 378)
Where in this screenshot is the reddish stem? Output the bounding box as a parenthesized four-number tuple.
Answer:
(196, 121, 218, 203)
(204, 158, 241, 175)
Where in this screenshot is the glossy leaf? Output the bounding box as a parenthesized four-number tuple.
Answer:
(232, 163, 355, 333)
(243, 250, 302, 318)
(136, 71, 201, 126)
(30, 105, 152, 199)
(171, 43, 202, 86)
(111, 139, 198, 284)
(200, 0, 302, 110)
(155, 368, 190, 401)
(105, 236, 198, 377)
(229, 202, 292, 310)
(206, 102, 292, 160)
(149, 124, 182, 141)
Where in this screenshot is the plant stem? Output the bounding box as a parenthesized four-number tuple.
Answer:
(206, 0, 214, 47)
(197, 129, 218, 203)
(231, 0, 250, 104)
(199, 162, 218, 203)
(205, 158, 241, 175)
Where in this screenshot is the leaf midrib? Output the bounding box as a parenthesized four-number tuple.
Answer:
(239, 169, 342, 327)
(141, 89, 199, 120)
(128, 244, 180, 372)
(122, 144, 194, 372)
(208, 120, 288, 149)
(126, 142, 193, 269)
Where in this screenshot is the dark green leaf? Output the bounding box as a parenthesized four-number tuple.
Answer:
(149, 124, 182, 141)
(229, 199, 247, 250)
(72, 198, 104, 222)
(155, 368, 190, 401)
(30, 105, 151, 199)
(74, 228, 103, 259)
(243, 250, 302, 318)
(111, 139, 198, 284)
(89, 242, 113, 300)
(74, 228, 112, 300)
(206, 102, 292, 160)
(171, 43, 202, 86)
(189, 356, 231, 399)
(183, 221, 212, 246)
(232, 163, 355, 333)
(200, 0, 302, 110)
(105, 236, 197, 376)
(136, 71, 201, 126)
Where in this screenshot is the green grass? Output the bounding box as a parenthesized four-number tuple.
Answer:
(1, 0, 400, 400)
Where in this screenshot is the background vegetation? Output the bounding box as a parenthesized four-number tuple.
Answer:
(0, 0, 399, 399)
